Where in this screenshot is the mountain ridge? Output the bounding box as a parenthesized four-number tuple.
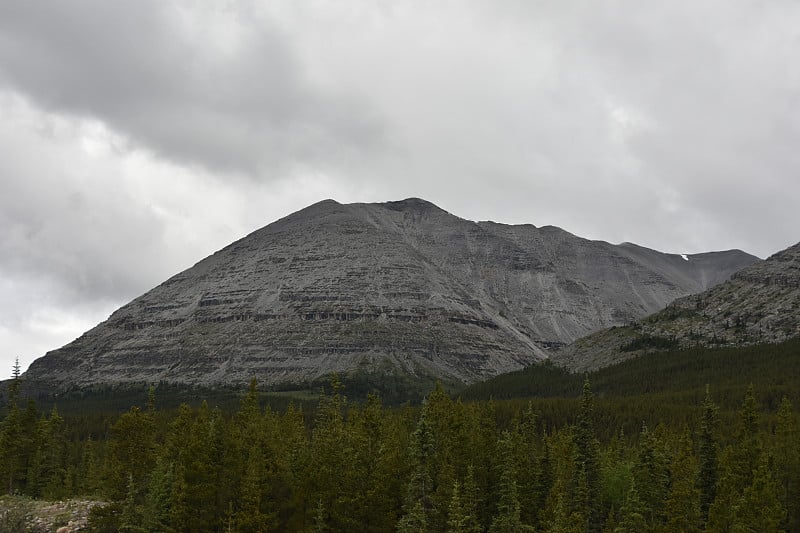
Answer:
(22, 198, 758, 390)
(552, 241, 800, 372)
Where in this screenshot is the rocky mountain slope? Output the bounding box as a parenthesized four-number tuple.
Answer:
(22, 198, 757, 389)
(553, 241, 800, 372)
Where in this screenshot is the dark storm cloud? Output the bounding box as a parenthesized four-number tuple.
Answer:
(0, 1, 385, 176)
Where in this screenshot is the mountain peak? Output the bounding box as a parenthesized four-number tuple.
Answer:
(381, 197, 445, 212)
(21, 199, 760, 392)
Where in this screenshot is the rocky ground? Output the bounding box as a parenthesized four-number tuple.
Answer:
(0, 496, 104, 532)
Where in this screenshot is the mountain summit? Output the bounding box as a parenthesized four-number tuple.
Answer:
(23, 199, 758, 389)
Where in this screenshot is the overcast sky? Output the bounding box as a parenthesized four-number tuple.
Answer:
(2, 1, 799, 378)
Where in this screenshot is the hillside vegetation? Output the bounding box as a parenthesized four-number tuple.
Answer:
(1, 339, 799, 532)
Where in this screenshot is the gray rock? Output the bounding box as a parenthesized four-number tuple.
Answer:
(553, 241, 800, 372)
(23, 198, 758, 388)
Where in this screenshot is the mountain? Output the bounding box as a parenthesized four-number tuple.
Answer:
(22, 198, 758, 390)
(553, 241, 800, 372)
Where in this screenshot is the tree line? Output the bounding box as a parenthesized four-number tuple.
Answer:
(1, 374, 799, 532)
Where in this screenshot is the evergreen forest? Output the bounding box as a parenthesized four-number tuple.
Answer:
(1, 340, 799, 532)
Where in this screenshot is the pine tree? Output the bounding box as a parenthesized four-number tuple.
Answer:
(532, 434, 553, 528)
(614, 482, 647, 533)
(461, 465, 483, 533)
(30, 406, 69, 499)
(142, 458, 175, 533)
(446, 480, 469, 533)
(664, 427, 701, 532)
(697, 384, 718, 523)
(574, 378, 602, 533)
(120, 473, 146, 532)
(488, 432, 528, 533)
(773, 396, 800, 531)
(0, 398, 22, 494)
(397, 401, 436, 533)
(312, 499, 327, 533)
(105, 405, 157, 500)
(731, 455, 785, 531)
(707, 385, 765, 533)
(548, 476, 585, 533)
(632, 422, 668, 527)
(234, 445, 275, 532)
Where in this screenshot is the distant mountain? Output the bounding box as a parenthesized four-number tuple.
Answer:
(553, 241, 800, 372)
(22, 198, 757, 390)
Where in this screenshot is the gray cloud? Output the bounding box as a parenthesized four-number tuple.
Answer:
(1, 0, 799, 376)
(0, 1, 385, 176)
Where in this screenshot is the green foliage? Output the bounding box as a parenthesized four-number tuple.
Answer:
(664, 428, 701, 532)
(1, 352, 798, 532)
(0, 495, 34, 533)
(774, 396, 800, 531)
(464, 337, 800, 407)
(698, 385, 718, 523)
(574, 380, 602, 533)
(619, 334, 679, 352)
(488, 433, 526, 533)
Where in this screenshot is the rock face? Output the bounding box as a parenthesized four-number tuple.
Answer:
(554, 241, 800, 372)
(23, 198, 758, 388)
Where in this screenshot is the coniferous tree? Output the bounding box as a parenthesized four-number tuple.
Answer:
(488, 432, 528, 533)
(397, 400, 435, 533)
(664, 427, 701, 533)
(631, 422, 668, 527)
(105, 405, 157, 500)
(532, 433, 554, 529)
(773, 396, 800, 531)
(515, 402, 539, 526)
(120, 473, 146, 533)
(731, 455, 785, 532)
(614, 482, 647, 533)
(707, 385, 764, 533)
(235, 445, 275, 532)
(312, 499, 327, 533)
(446, 480, 469, 533)
(0, 393, 22, 493)
(547, 476, 585, 533)
(574, 379, 602, 532)
(142, 457, 175, 533)
(697, 385, 718, 523)
(11, 357, 20, 379)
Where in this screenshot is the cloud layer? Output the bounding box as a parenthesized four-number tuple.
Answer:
(1, 0, 799, 376)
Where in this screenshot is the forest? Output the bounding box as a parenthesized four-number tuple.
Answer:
(1, 340, 799, 532)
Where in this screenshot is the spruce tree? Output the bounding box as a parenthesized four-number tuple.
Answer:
(120, 473, 146, 533)
(614, 482, 647, 533)
(707, 385, 764, 533)
(774, 396, 800, 531)
(234, 445, 275, 532)
(632, 422, 668, 527)
(574, 378, 602, 533)
(11, 357, 20, 380)
(446, 480, 469, 533)
(697, 384, 718, 522)
(142, 458, 175, 533)
(488, 432, 527, 533)
(731, 455, 786, 532)
(397, 401, 436, 533)
(664, 427, 701, 533)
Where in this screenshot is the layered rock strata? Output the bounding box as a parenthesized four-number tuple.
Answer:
(554, 241, 799, 372)
(24, 198, 758, 388)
